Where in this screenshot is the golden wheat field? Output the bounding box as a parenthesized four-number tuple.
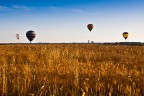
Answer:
(0, 44, 144, 96)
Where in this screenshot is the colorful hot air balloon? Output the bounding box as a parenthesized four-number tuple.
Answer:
(87, 24, 94, 32)
(123, 32, 129, 40)
(16, 34, 20, 40)
(26, 30, 36, 43)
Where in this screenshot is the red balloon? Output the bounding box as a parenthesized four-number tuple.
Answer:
(87, 24, 94, 32)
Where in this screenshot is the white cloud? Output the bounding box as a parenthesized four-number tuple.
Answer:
(12, 5, 31, 11)
(0, 6, 11, 11)
(48, 6, 59, 10)
(70, 9, 84, 13)
(0, 5, 32, 12)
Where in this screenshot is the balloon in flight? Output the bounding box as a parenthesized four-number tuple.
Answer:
(87, 24, 94, 32)
(122, 32, 129, 40)
(26, 30, 36, 43)
(16, 34, 20, 40)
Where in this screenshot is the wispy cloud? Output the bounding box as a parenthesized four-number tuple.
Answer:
(48, 6, 59, 10)
(12, 5, 31, 11)
(70, 9, 84, 14)
(0, 5, 32, 12)
(0, 6, 11, 11)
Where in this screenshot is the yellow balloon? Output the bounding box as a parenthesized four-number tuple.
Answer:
(123, 32, 128, 40)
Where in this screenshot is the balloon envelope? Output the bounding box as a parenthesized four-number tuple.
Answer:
(123, 32, 129, 40)
(87, 24, 94, 32)
(26, 30, 36, 42)
(16, 34, 20, 40)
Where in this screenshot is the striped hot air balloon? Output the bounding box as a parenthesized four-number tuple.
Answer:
(26, 30, 36, 43)
(87, 24, 94, 32)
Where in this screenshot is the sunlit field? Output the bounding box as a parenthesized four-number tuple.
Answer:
(0, 44, 144, 96)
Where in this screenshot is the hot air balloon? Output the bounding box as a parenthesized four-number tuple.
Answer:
(26, 30, 36, 43)
(16, 34, 20, 40)
(122, 32, 129, 40)
(87, 24, 94, 32)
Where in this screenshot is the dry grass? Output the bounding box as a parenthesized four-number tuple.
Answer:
(0, 44, 144, 96)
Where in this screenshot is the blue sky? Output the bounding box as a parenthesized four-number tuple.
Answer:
(0, 0, 144, 43)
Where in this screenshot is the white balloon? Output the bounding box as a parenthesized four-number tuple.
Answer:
(16, 34, 20, 40)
